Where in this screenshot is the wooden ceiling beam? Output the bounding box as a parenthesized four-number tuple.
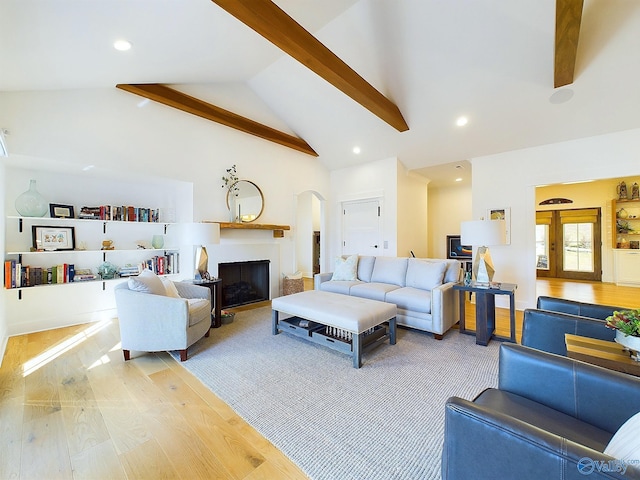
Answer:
(116, 83, 318, 157)
(211, 0, 409, 132)
(555, 0, 584, 88)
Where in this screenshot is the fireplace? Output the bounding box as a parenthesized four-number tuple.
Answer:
(218, 260, 270, 308)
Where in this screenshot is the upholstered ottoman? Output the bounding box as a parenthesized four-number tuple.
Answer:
(271, 290, 397, 368)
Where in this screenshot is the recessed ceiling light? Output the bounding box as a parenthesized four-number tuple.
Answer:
(352, 146, 361, 154)
(113, 40, 132, 51)
(455, 116, 468, 127)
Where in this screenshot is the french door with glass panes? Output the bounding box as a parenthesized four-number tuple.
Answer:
(536, 208, 602, 281)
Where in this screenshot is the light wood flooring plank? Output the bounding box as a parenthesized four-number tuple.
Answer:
(70, 438, 127, 480)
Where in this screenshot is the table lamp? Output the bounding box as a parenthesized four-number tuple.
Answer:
(460, 219, 506, 285)
(184, 222, 220, 281)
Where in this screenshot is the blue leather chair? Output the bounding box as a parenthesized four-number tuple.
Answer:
(442, 344, 640, 480)
(521, 297, 629, 356)
(536, 296, 627, 320)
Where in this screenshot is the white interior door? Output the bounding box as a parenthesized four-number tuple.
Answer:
(342, 199, 382, 256)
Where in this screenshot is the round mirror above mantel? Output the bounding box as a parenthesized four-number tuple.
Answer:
(226, 180, 264, 223)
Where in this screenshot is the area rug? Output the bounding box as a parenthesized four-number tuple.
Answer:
(177, 307, 500, 480)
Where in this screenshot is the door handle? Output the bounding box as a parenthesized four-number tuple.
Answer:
(370, 245, 378, 248)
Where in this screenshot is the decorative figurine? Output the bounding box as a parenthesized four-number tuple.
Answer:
(632, 182, 640, 201)
(618, 181, 628, 200)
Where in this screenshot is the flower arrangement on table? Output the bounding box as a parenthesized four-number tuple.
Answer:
(606, 309, 640, 338)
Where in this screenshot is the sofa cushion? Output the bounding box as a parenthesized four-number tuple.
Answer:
(319, 280, 363, 295)
(128, 269, 166, 296)
(442, 260, 462, 283)
(406, 259, 446, 290)
(385, 287, 432, 314)
(160, 277, 181, 298)
(357, 256, 376, 282)
(370, 257, 408, 287)
(474, 388, 612, 452)
(605, 411, 640, 463)
(350, 282, 400, 302)
(187, 298, 210, 327)
(331, 254, 359, 281)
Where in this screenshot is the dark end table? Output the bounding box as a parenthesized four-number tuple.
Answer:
(453, 282, 517, 346)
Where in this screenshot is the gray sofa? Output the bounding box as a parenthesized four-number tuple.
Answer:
(442, 344, 640, 480)
(314, 256, 462, 338)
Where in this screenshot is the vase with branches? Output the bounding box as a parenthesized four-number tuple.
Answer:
(221, 165, 240, 222)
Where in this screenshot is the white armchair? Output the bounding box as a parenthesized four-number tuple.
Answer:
(114, 280, 211, 361)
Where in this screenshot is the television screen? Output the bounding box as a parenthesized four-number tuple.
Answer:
(446, 235, 472, 260)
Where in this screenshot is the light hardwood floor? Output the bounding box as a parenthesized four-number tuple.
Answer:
(1, 278, 638, 479)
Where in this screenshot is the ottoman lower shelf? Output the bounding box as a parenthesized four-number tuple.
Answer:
(278, 316, 390, 356)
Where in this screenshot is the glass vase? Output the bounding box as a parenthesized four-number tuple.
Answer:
(151, 235, 164, 249)
(15, 179, 47, 217)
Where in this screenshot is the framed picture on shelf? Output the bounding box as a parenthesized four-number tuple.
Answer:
(32, 226, 76, 251)
(49, 203, 75, 219)
(446, 235, 472, 260)
(487, 207, 511, 244)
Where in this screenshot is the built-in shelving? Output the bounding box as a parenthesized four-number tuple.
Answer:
(612, 199, 640, 249)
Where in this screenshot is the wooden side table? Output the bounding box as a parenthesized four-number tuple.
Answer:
(565, 334, 640, 377)
(187, 278, 223, 328)
(453, 282, 517, 346)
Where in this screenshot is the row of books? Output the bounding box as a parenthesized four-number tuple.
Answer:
(119, 254, 180, 277)
(4, 253, 179, 288)
(4, 261, 78, 288)
(78, 205, 160, 222)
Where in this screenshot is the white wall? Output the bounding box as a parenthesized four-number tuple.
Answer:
(397, 167, 429, 258)
(472, 127, 640, 310)
(427, 183, 472, 259)
(328, 157, 399, 265)
(295, 191, 321, 278)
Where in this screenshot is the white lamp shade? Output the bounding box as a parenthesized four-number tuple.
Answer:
(460, 220, 506, 246)
(182, 222, 220, 246)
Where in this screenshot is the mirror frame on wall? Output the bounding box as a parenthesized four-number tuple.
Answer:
(226, 180, 264, 223)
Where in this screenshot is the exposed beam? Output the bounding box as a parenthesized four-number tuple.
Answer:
(555, 0, 584, 88)
(211, 0, 409, 132)
(116, 83, 318, 157)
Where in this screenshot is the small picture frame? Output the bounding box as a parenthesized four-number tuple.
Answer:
(32, 226, 76, 251)
(446, 235, 472, 260)
(487, 207, 511, 244)
(49, 203, 75, 219)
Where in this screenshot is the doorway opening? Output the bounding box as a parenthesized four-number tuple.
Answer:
(536, 208, 602, 281)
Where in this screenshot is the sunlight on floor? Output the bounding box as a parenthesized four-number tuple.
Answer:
(23, 318, 113, 377)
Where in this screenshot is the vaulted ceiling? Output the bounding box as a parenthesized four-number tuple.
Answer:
(2, 0, 640, 187)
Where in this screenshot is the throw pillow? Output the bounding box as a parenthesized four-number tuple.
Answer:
(331, 254, 359, 281)
(604, 411, 640, 465)
(406, 259, 447, 290)
(160, 277, 181, 298)
(128, 269, 166, 295)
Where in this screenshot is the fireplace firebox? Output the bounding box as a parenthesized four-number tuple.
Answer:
(218, 260, 270, 308)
